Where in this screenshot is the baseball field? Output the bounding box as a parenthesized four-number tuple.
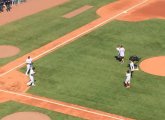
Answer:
(0, 0, 165, 120)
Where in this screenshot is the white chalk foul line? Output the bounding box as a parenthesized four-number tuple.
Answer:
(0, 63, 26, 77)
(0, 89, 124, 120)
(0, 0, 148, 77)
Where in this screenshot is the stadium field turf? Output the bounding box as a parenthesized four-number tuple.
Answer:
(27, 20, 165, 120)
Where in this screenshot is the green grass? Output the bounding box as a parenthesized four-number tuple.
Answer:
(0, 0, 115, 66)
(27, 19, 165, 120)
(1, 0, 165, 120)
(0, 101, 83, 120)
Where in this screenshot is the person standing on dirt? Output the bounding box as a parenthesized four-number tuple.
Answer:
(11, 0, 15, 6)
(0, 0, 4, 12)
(5, 0, 11, 12)
(25, 56, 33, 76)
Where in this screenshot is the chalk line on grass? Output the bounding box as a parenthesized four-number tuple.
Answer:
(0, 88, 125, 120)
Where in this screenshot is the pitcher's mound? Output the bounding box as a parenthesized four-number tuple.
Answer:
(1, 112, 51, 120)
(140, 56, 165, 76)
(0, 45, 20, 58)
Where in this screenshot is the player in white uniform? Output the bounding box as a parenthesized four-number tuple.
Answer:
(129, 60, 135, 77)
(119, 45, 125, 63)
(124, 70, 131, 88)
(116, 45, 120, 57)
(27, 67, 35, 86)
(25, 56, 32, 75)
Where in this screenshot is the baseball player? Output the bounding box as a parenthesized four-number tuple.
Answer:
(129, 60, 135, 77)
(25, 56, 32, 76)
(116, 45, 120, 56)
(5, 0, 11, 12)
(119, 45, 125, 63)
(27, 67, 35, 86)
(124, 70, 131, 88)
(115, 45, 120, 60)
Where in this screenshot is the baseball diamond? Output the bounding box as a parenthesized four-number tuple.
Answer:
(0, 0, 165, 120)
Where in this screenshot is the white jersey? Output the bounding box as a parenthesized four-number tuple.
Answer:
(116, 47, 120, 55)
(30, 69, 35, 76)
(119, 47, 125, 57)
(129, 61, 135, 71)
(126, 72, 131, 80)
(26, 58, 32, 65)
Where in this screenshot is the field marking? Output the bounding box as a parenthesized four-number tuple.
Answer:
(123, 10, 128, 13)
(0, 0, 148, 77)
(0, 89, 125, 120)
(0, 63, 26, 77)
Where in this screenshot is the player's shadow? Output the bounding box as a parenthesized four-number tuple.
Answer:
(114, 56, 121, 62)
